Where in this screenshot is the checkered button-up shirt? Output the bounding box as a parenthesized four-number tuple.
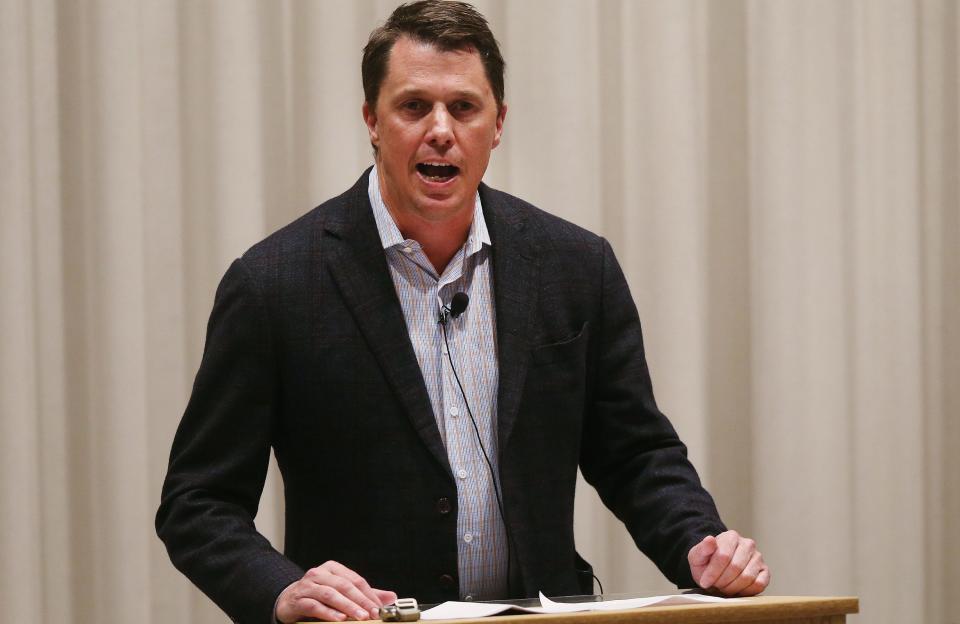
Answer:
(368, 165, 507, 600)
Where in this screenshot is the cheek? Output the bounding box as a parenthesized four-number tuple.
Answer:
(386, 121, 421, 145)
(472, 127, 499, 152)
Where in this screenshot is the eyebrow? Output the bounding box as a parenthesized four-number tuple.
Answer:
(392, 88, 484, 100)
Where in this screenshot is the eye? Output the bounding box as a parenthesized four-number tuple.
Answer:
(402, 100, 425, 112)
(452, 101, 475, 113)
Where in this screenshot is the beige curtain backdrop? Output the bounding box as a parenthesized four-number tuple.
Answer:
(2, 0, 957, 622)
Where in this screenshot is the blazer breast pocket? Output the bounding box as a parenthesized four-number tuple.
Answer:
(525, 322, 590, 429)
(530, 321, 589, 367)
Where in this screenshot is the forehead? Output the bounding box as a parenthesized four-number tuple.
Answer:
(381, 36, 493, 98)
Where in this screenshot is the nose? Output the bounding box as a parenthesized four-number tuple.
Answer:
(424, 103, 454, 149)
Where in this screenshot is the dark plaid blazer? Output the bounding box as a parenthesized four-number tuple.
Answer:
(156, 169, 726, 623)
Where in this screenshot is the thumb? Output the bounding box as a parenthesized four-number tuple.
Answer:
(688, 535, 718, 568)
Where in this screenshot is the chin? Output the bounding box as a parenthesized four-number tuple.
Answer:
(416, 195, 464, 216)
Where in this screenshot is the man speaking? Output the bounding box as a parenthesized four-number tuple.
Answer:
(156, 2, 769, 622)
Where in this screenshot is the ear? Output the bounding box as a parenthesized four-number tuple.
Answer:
(362, 101, 379, 148)
(491, 103, 507, 149)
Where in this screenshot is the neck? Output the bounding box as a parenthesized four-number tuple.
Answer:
(388, 205, 472, 275)
(376, 168, 476, 275)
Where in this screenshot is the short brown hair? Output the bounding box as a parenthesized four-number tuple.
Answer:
(362, 0, 506, 111)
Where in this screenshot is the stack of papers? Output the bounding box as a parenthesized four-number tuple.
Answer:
(422, 592, 738, 620)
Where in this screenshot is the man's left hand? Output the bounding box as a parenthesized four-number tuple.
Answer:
(687, 530, 770, 596)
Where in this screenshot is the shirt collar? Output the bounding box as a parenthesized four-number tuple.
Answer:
(368, 164, 491, 256)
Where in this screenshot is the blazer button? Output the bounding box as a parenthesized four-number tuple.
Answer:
(439, 574, 456, 590)
(436, 497, 452, 514)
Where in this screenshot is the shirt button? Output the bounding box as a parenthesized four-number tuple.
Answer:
(463, 532, 473, 543)
(449, 406, 459, 417)
(457, 468, 468, 479)
(441, 344, 449, 355)
(464, 595, 474, 602)
(436, 497, 452, 514)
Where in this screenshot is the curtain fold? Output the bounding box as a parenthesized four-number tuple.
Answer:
(747, 0, 858, 597)
(1, 1, 956, 622)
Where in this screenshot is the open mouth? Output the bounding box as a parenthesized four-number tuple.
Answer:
(416, 162, 460, 183)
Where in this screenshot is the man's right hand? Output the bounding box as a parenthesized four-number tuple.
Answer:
(275, 560, 398, 623)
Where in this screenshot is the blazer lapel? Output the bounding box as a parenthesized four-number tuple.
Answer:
(322, 172, 452, 478)
(482, 184, 539, 457)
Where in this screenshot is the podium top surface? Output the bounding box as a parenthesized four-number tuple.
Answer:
(419, 595, 859, 624)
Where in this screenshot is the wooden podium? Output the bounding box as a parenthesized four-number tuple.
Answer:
(420, 596, 859, 624)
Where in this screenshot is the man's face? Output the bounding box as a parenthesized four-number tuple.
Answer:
(362, 36, 506, 225)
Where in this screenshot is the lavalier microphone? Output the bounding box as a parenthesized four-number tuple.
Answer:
(439, 292, 470, 324)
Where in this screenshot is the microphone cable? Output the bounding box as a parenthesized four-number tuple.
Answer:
(438, 293, 517, 598)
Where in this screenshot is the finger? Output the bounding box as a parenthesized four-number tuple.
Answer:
(276, 593, 346, 624)
(737, 566, 771, 597)
(375, 588, 399, 605)
(296, 597, 348, 622)
(365, 589, 398, 619)
(713, 537, 756, 589)
(687, 535, 718, 568)
(322, 561, 385, 611)
(302, 583, 371, 622)
(718, 550, 762, 595)
(301, 569, 370, 622)
(687, 535, 717, 586)
(322, 575, 384, 620)
(698, 530, 740, 588)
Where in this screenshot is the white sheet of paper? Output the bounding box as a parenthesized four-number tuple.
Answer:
(420, 592, 739, 620)
(421, 601, 517, 620)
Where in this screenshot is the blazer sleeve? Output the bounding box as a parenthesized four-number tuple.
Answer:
(156, 258, 304, 623)
(578, 238, 727, 589)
